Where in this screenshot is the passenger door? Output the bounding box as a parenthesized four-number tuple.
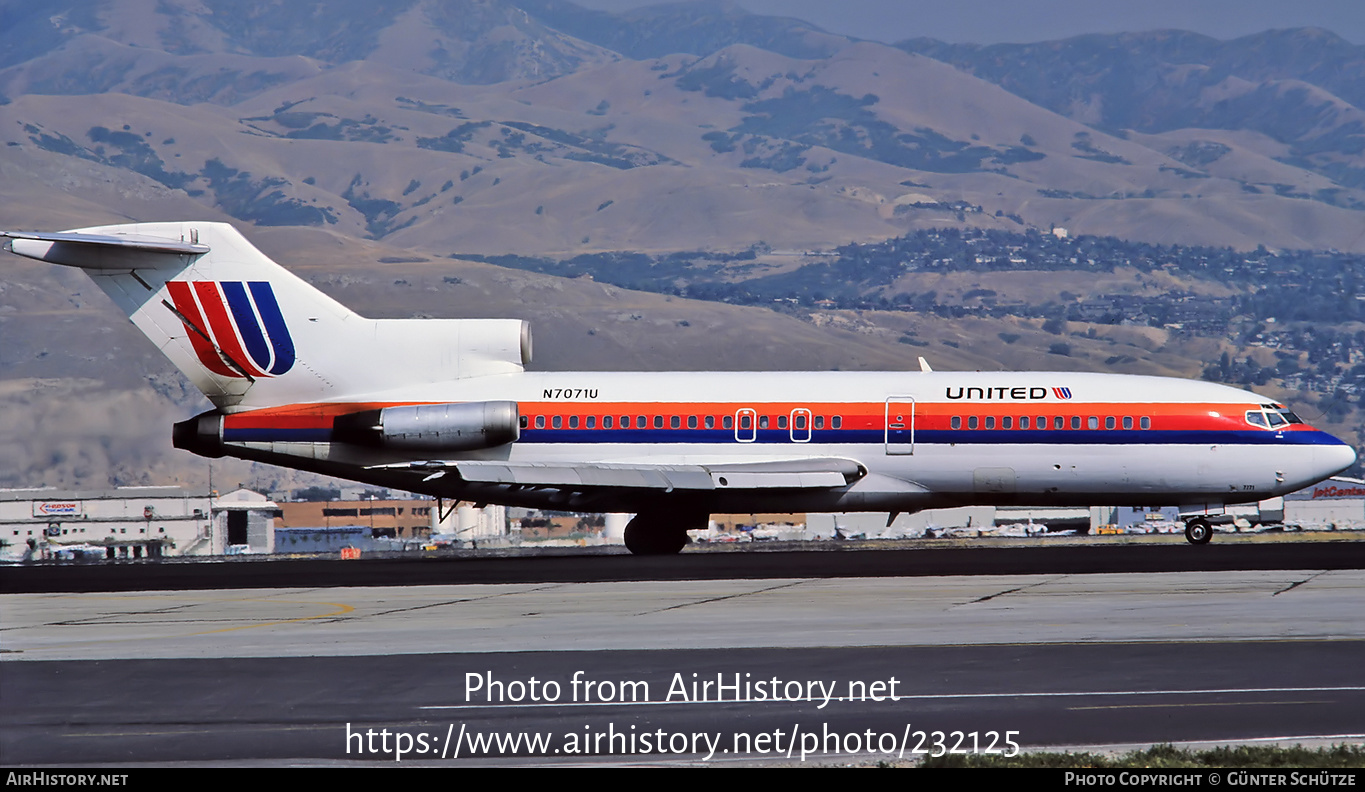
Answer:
(884, 396, 916, 455)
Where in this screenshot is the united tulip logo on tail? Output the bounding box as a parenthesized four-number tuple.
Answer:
(166, 281, 295, 378)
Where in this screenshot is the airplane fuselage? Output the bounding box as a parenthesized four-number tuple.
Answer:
(202, 369, 1354, 516)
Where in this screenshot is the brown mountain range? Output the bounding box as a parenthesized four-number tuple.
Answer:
(2, 0, 1362, 490)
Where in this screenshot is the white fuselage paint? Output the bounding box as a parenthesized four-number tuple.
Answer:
(232, 370, 1355, 514)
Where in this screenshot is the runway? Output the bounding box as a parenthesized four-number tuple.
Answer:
(4, 542, 1365, 765)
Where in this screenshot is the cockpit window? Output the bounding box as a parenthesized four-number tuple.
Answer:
(1269, 404, 1305, 424)
(1247, 406, 1304, 429)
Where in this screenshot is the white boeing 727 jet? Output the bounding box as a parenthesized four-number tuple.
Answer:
(4, 222, 1355, 553)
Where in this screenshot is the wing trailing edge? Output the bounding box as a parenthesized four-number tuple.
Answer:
(372, 457, 867, 491)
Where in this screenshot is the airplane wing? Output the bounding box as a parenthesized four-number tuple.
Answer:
(372, 457, 866, 491)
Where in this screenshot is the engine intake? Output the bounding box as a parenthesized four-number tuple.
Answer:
(333, 401, 519, 451)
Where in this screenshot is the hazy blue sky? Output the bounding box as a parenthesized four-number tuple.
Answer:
(573, 0, 1362, 45)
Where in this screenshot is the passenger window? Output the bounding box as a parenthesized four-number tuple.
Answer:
(740, 415, 751, 429)
(1141, 416, 1151, 429)
(951, 416, 961, 429)
(1038, 416, 1047, 429)
(1054, 416, 1064, 430)
(794, 414, 806, 429)
(704, 416, 714, 429)
(604, 415, 614, 429)
(688, 416, 697, 429)
(832, 416, 842, 429)
(968, 416, 979, 429)
(1019, 416, 1029, 429)
(759, 416, 770, 429)
(552, 416, 562, 429)
(985, 416, 995, 429)
(520, 416, 529, 429)
(637, 415, 646, 428)
(586, 416, 596, 429)
(1071, 416, 1081, 430)
(1002, 416, 1013, 429)
(724, 416, 734, 429)
(654, 415, 663, 429)
(1123, 416, 1133, 430)
(670, 416, 680, 429)
(778, 415, 788, 429)
(569, 416, 579, 429)
(1088, 416, 1099, 429)
(815, 416, 825, 429)
(535, 415, 545, 429)
(1105, 416, 1115, 430)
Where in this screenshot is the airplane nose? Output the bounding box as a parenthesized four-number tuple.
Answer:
(1316, 442, 1358, 479)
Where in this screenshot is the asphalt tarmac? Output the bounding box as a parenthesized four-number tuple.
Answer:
(6, 536, 1365, 593)
(3, 541, 1364, 765)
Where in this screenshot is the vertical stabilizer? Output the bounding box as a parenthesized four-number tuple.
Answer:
(5, 222, 529, 410)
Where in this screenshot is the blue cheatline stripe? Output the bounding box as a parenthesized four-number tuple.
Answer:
(248, 281, 295, 375)
(223, 427, 1347, 447)
(514, 428, 1347, 446)
(225, 428, 332, 443)
(221, 282, 272, 372)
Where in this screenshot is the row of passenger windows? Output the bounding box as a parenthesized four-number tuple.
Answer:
(951, 415, 1152, 430)
(524, 414, 845, 430)
(523, 414, 1161, 430)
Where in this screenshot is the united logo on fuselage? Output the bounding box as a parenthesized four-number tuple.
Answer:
(946, 386, 1051, 400)
(166, 281, 295, 378)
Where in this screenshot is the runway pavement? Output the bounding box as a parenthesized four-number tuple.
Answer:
(3, 543, 1364, 765)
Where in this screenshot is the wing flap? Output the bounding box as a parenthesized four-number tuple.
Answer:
(455, 461, 715, 490)
(374, 457, 865, 491)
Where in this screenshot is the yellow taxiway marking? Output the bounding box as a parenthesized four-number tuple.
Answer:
(9, 596, 356, 651)
(182, 599, 355, 636)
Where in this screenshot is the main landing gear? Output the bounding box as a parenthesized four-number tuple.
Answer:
(622, 511, 707, 555)
(1184, 517, 1213, 545)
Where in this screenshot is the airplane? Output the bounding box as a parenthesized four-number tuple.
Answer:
(4, 221, 1356, 553)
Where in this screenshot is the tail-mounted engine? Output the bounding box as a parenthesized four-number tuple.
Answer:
(333, 401, 520, 451)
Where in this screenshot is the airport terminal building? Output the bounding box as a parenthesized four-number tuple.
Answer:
(0, 486, 277, 560)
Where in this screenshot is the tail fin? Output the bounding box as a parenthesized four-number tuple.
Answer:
(4, 222, 531, 410)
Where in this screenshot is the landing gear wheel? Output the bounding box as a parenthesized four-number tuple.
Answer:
(1184, 518, 1213, 545)
(623, 512, 698, 555)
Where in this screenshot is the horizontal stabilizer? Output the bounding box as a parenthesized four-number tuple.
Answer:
(3, 230, 208, 268)
(372, 457, 866, 491)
